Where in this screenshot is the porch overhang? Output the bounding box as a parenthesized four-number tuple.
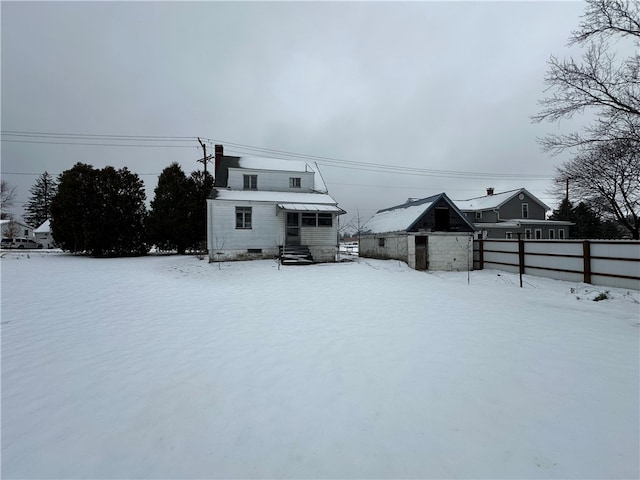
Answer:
(277, 203, 346, 214)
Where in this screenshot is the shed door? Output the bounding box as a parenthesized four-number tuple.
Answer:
(415, 236, 428, 271)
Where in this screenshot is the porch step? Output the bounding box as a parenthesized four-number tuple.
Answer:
(279, 245, 314, 265)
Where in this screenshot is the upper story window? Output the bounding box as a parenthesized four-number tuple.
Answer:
(522, 203, 529, 219)
(505, 232, 513, 239)
(289, 177, 301, 188)
(558, 229, 565, 239)
(243, 175, 257, 190)
(525, 229, 532, 239)
(475, 211, 482, 220)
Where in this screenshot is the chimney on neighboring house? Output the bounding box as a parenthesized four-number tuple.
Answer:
(214, 144, 224, 179)
(486, 187, 494, 196)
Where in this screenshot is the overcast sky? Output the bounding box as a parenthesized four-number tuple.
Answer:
(2, 1, 589, 224)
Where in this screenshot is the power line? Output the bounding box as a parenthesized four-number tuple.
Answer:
(2, 139, 198, 148)
(2, 129, 555, 181)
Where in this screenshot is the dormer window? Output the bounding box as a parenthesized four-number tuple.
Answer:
(289, 177, 301, 188)
(243, 174, 257, 190)
(522, 203, 529, 219)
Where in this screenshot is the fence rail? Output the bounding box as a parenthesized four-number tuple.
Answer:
(474, 239, 640, 290)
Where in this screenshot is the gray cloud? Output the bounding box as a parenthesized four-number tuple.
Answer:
(2, 1, 588, 223)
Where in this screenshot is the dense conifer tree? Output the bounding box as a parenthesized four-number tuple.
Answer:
(148, 163, 191, 254)
(50, 163, 148, 256)
(24, 171, 57, 229)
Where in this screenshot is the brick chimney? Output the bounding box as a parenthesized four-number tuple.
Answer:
(214, 144, 224, 179)
(486, 187, 494, 196)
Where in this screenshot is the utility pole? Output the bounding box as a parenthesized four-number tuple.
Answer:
(197, 138, 213, 174)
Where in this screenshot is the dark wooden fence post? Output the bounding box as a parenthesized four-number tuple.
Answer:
(517, 234, 525, 287)
(478, 239, 484, 270)
(583, 240, 592, 284)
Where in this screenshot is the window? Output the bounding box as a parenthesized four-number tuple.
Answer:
(548, 229, 555, 239)
(475, 211, 482, 220)
(247, 248, 262, 254)
(301, 213, 316, 226)
(525, 229, 532, 239)
(318, 213, 332, 226)
(243, 175, 257, 190)
(301, 212, 332, 227)
(378, 238, 385, 247)
(558, 229, 565, 240)
(505, 232, 513, 239)
(535, 228, 542, 239)
(289, 177, 301, 188)
(24, 229, 29, 236)
(522, 203, 529, 219)
(235, 207, 252, 229)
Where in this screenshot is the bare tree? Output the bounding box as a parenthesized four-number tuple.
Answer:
(1, 180, 17, 219)
(533, 0, 640, 154)
(556, 138, 639, 238)
(3, 219, 21, 240)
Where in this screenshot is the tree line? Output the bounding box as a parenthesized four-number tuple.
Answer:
(5, 163, 213, 257)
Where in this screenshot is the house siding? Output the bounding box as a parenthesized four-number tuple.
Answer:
(498, 194, 546, 220)
(227, 168, 315, 192)
(208, 201, 285, 260)
(208, 201, 339, 261)
(468, 210, 499, 223)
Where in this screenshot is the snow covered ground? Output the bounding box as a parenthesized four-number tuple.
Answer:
(2, 252, 639, 478)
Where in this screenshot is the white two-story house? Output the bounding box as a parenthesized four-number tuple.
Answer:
(207, 145, 344, 263)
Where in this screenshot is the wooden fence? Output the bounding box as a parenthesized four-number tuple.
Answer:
(474, 239, 640, 290)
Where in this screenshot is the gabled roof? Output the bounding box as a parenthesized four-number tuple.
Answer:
(363, 193, 475, 234)
(213, 155, 327, 193)
(34, 219, 51, 233)
(454, 188, 550, 212)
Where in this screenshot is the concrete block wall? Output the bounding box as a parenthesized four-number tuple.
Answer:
(427, 233, 474, 271)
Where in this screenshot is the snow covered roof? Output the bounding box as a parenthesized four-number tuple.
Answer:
(454, 188, 549, 212)
(363, 193, 474, 234)
(34, 219, 51, 233)
(210, 189, 340, 206)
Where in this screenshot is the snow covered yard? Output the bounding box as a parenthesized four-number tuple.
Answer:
(1, 253, 638, 479)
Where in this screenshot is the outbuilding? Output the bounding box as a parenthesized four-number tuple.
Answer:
(360, 193, 476, 271)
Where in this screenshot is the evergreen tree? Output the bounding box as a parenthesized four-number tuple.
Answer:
(549, 200, 624, 239)
(50, 163, 148, 256)
(148, 163, 191, 254)
(24, 171, 57, 228)
(186, 170, 214, 251)
(50, 163, 99, 253)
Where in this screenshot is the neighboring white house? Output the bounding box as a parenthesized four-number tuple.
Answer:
(207, 145, 345, 263)
(34, 219, 55, 248)
(1, 216, 34, 240)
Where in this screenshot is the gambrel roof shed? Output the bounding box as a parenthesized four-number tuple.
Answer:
(364, 193, 476, 234)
